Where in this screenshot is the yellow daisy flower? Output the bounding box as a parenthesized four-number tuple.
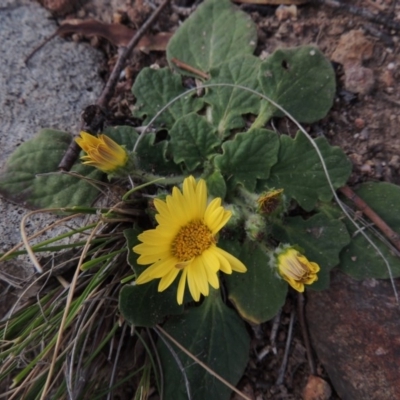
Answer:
(276, 246, 320, 292)
(133, 176, 247, 305)
(75, 131, 128, 173)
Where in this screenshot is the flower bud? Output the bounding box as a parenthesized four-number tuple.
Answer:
(272, 245, 320, 292)
(245, 213, 267, 241)
(76, 131, 131, 176)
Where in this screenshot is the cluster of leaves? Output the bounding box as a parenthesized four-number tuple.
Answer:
(1, 0, 400, 399)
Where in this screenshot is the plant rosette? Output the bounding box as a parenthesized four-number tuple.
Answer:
(1, 0, 400, 399)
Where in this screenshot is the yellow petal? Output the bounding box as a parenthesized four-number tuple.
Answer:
(135, 257, 176, 283)
(177, 268, 188, 305)
(187, 262, 201, 301)
(214, 247, 247, 273)
(158, 267, 180, 292)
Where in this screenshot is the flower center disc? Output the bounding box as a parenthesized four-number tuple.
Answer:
(172, 220, 215, 262)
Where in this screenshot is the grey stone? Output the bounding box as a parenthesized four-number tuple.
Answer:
(0, 1, 104, 274)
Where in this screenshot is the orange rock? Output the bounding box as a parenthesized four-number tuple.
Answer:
(302, 375, 332, 400)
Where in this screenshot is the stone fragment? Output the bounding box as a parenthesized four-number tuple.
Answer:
(306, 271, 400, 400)
(344, 65, 375, 95)
(302, 375, 332, 400)
(331, 30, 374, 65)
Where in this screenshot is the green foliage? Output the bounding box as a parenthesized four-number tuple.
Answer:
(105, 125, 181, 175)
(132, 67, 203, 128)
(203, 55, 263, 134)
(157, 290, 250, 400)
(167, 0, 257, 75)
(258, 46, 336, 124)
(271, 213, 351, 290)
(224, 239, 287, 323)
(119, 283, 183, 327)
(261, 131, 352, 211)
(169, 113, 220, 171)
(205, 170, 227, 199)
(214, 129, 279, 192)
(320, 182, 400, 279)
(0, 129, 102, 209)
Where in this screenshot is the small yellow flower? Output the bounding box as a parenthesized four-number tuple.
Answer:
(257, 189, 284, 215)
(276, 247, 320, 292)
(75, 131, 128, 173)
(133, 176, 247, 305)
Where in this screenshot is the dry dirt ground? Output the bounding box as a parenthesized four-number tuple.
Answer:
(6, 0, 400, 398)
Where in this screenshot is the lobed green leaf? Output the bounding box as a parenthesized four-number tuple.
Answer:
(261, 131, 351, 211)
(132, 67, 203, 129)
(203, 55, 264, 134)
(169, 113, 220, 171)
(214, 128, 279, 192)
(167, 0, 257, 75)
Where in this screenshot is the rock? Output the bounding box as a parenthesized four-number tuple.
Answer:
(344, 65, 375, 95)
(331, 30, 374, 65)
(306, 270, 400, 400)
(302, 375, 332, 400)
(275, 5, 298, 22)
(0, 1, 103, 272)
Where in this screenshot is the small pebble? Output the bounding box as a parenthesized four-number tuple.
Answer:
(354, 118, 365, 129)
(302, 375, 332, 400)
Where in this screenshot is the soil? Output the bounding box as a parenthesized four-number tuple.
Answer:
(5, 0, 400, 399)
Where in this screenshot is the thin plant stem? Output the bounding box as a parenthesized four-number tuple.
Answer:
(297, 293, 316, 375)
(276, 308, 295, 385)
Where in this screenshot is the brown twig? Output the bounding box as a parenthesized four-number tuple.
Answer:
(297, 292, 316, 376)
(170, 57, 210, 80)
(58, 0, 171, 171)
(311, 0, 400, 32)
(24, 32, 58, 64)
(339, 185, 400, 253)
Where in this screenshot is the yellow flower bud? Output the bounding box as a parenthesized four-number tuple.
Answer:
(276, 246, 320, 292)
(75, 131, 128, 174)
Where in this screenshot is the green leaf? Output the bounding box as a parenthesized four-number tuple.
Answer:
(205, 170, 227, 199)
(170, 113, 221, 171)
(136, 133, 182, 175)
(167, 0, 257, 75)
(261, 131, 351, 211)
(105, 125, 182, 175)
(224, 239, 287, 323)
(132, 67, 203, 128)
(332, 182, 400, 279)
(203, 55, 263, 134)
(271, 213, 351, 290)
(158, 290, 250, 400)
(103, 125, 138, 150)
(0, 129, 102, 209)
(258, 46, 336, 124)
(119, 282, 183, 328)
(214, 129, 279, 191)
